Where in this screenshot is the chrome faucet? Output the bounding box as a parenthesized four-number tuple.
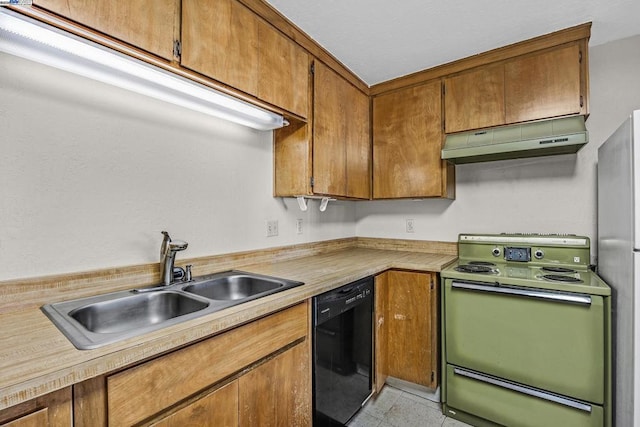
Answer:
(159, 231, 188, 286)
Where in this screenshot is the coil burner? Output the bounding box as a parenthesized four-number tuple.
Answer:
(542, 274, 583, 283)
(455, 264, 496, 274)
(541, 266, 577, 274)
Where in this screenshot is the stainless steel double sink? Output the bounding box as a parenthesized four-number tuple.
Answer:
(42, 270, 304, 350)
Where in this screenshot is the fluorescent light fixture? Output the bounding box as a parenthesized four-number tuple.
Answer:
(0, 8, 286, 131)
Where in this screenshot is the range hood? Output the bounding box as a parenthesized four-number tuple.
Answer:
(441, 116, 588, 164)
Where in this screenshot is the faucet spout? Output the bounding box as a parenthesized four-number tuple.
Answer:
(159, 231, 188, 286)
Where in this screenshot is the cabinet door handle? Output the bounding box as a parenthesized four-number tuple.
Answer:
(453, 367, 592, 413)
(451, 281, 592, 305)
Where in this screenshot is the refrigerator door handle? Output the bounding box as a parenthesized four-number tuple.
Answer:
(453, 367, 592, 413)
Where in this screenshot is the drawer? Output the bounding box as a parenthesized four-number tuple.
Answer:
(444, 279, 604, 402)
(446, 365, 603, 427)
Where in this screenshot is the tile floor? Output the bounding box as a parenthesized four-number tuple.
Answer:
(347, 385, 472, 427)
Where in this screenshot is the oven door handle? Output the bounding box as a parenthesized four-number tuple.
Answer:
(451, 281, 592, 305)
(453, 367, 592, 413)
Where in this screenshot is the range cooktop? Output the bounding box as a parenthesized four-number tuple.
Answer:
(441, 233, 610, 296)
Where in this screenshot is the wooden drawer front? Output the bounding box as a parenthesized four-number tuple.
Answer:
(0, 388, 71, 427)
(446, 365, 603, 427)
(107, 302, 308, 426)
(0, 409, 48, 427)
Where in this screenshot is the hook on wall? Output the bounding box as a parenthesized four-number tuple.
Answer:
(295, 196, 336, 212)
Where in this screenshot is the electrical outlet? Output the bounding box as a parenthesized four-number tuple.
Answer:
(296, 218, 303, 234)
(406, 219, 415, 233)
(266, 220, 279, 237)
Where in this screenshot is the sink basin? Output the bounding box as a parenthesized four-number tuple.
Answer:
(183, 274, 285, 300)
(42, 270, 304, 350)
(70, 291, 209, 334)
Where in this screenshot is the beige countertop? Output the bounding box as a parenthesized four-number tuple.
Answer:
(0, 245, 456, 410)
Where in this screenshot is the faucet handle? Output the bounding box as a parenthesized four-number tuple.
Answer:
(169, 240, 188, 251)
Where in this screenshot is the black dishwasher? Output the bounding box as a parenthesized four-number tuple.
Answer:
(313, 276, 374, 426)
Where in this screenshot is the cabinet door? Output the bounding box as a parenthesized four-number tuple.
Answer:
(373, 80, 444, 198)
(258, 21, 310, 118)
(151, 381, 238, 427)
(0, 388, 71, 427)
(313, 62, 347, 196)
(505, 43, 583, 124)
(181, 0, 259, 97)
(239, 341, 311, 426)
(375, 271, 438, 389)
(34, 0, 179, 60)
(444, 64, 505, 133)
(345, 82, 371, 199)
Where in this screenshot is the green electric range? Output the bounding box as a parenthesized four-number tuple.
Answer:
(440, 234, 611, 427)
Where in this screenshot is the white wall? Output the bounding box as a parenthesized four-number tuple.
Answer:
(0, 53, 356, 280)
(356, 34, 640, 262)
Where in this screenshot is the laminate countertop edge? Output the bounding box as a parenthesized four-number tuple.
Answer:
(0, 247, 457, 410)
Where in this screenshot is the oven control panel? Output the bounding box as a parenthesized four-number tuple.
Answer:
(504, 247, 531, 262)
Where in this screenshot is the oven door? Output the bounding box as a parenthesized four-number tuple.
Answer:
(444, 279, 604, 403)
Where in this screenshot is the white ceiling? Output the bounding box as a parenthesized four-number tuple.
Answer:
(265, 0, 640, 86)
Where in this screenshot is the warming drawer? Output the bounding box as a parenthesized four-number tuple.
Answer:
(445, 279, 605, 403)
(446, 365, 604, 427)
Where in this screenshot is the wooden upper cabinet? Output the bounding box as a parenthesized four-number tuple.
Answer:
(505, 43, 583, 124)
(33, 0, 179, 61)
(313, 61, 370, 199)
(345, 83, 371, 199)
(373, 80, 452, 199)
(181, 0, 309, 118)
(257, 21, 310, 119)
(444, 64, 505, 133)
(313, 61, 346, 196)
(181, 0, 259, 97)
(443, 42, 586, 133)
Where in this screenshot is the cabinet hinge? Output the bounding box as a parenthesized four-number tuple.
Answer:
(431, 371, 435, 382)
(430, 280, 434, 290)
(579, 50, 582, 63)
(580, 95, 584, 108)
(173, 40, 182, 58)
(310, 177, 314, 188)
(310, 62, 315, 75)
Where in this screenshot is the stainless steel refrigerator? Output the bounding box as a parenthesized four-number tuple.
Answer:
(598, 110, 640, 427)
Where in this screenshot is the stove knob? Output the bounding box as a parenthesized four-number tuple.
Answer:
(492, 247, 501, 257)
(534, 249, 544, 259)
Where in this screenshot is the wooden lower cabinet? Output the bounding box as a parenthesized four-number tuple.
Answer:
(239, 342, 310, 426)
(0, 388, 71, 427)
(375, 270, 439, 392)
(73, 302, 310, 426)
(151, 381, 239, 427)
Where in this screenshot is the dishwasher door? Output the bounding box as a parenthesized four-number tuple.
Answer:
(313, 277, 374, 426)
